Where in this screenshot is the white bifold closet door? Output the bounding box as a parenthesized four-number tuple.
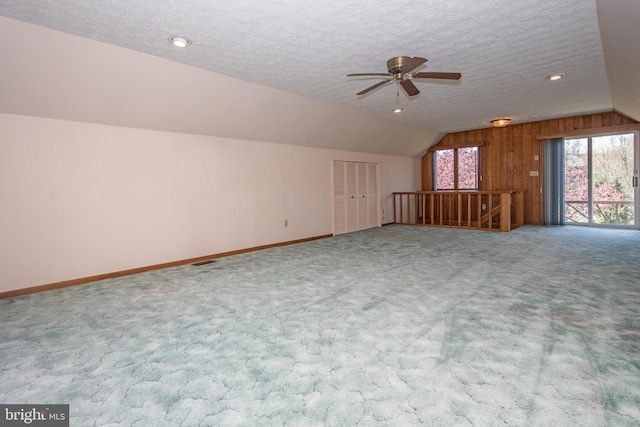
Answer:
(333, 160, 379, 235)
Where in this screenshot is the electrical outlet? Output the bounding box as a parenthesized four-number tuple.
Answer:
(284, 220, 288, 227)
(482, 203, 486, 210)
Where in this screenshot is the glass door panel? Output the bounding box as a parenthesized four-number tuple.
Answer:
(591, 134, 635, 225)
(564, 138, 589, 224)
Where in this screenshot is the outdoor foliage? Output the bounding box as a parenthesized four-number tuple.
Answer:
(459, 147, 478, 189)
(436, 149, 454, 189)
(436, 147, 478, 190)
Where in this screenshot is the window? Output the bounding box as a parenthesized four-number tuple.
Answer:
(435, 149, 455, 189)
(434, 147, 479, 190)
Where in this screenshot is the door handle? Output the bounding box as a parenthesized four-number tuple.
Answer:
(634, 176, 638, 188)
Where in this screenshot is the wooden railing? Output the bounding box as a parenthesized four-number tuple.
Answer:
(393, 190, 525, 232)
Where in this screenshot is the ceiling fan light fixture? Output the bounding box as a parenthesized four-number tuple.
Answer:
(546, 73, 565, 81)
(347, 56, 461, 97)
(169, 36, 192, 48)
(491, 118, 510, 128)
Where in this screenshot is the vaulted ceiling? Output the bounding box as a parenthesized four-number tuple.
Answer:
(1, 0, 638, 157)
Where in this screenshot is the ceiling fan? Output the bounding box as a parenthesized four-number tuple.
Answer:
(347, 56, 461, 97)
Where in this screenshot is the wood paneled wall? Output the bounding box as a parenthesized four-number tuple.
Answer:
(422, 111, 638, 225)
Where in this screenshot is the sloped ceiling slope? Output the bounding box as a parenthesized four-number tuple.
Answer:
(597, 0, 640, 121)
(0, 17, 437, 157)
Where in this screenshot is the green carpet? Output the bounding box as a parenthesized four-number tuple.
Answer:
(1, 225, 639, 426)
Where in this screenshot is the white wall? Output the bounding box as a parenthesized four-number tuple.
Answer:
(0, 113, 420, 293)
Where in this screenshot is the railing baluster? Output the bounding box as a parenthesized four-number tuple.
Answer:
(488, 195, 493, 229)
(393, 193, 397, 224)
(430, 193, 435, 225)
(500, 192, 511, 232)
(477, 194, 482, 229)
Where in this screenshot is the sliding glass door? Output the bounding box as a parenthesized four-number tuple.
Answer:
(564, 132, 638, 226)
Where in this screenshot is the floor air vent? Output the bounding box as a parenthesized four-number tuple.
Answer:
(192, 260, 216, 266)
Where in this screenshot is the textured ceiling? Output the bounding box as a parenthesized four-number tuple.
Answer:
(0, 0, 625, 134)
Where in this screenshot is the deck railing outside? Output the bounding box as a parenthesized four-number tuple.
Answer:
(393, 190, 525, 232)
(564, 200, 635, 225)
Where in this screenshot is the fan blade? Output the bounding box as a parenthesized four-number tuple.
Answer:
(413, 72, 462, 80)
(347, 73, 392, 77)
(400, 80, 420, 96)
(357, 79, 392, 95)
(403, 57, 428, 73)
(400, 79, 420, 96)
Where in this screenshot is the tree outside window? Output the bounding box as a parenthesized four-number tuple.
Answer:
(435, 149, 455, 189)
(435, 147, 478, 190)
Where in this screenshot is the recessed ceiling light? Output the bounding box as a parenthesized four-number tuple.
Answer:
(169, 36, 192, 48)
(546, 73, 565, 81)
(393, 107, 403, 113)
